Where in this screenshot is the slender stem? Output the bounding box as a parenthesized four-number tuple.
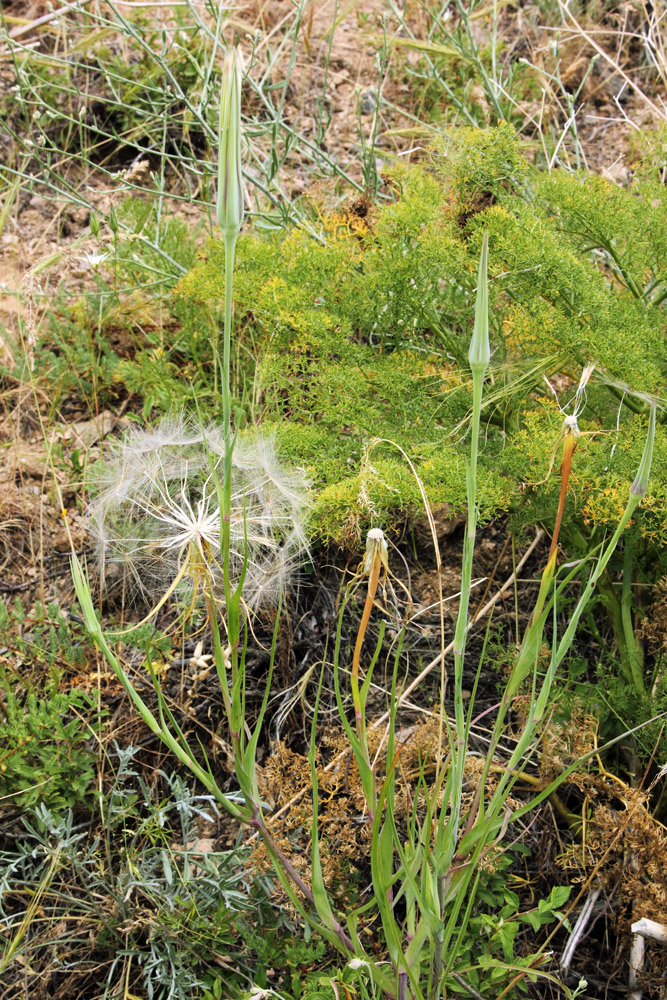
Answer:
(453, 372, 483, 670)
(451, 369, 483, 778)
(221, 231, 236, 599)
(222, 233, 235, 446)
(351, 555, 381, 739)
(221, 231, 242, 686)
(531, 428, 577, 626)
(597, 572, 630, 678)
(621, 540, 645, 695)
(433, 366, 486, 989)
(252, 812, 356, 954)
(206, 591, 234, 729)
(554, 494, 641, 666)
(547, 431, 576, 567)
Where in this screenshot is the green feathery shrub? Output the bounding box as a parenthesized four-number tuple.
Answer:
(177, 123, 666, 552)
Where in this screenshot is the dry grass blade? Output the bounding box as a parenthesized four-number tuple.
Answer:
(556, 0, 666, 118)
(7, 0, 96, 39)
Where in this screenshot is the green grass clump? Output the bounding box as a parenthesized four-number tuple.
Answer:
(3, 7, 215, 167)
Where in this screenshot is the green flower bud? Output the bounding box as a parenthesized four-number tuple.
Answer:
(217, 48, 244, 238)
(468, 232, 490, 374)
(630, 403, 656, 498)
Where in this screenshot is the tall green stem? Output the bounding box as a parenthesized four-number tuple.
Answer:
(448, 367, 482, 842)
(434, 237, 489, 996)
(450, 232, 489, 824)
(621, 540, 645, 694)
(220, 230, 243, 693)
(216, 43, 244, 674)
(221, 232, 236, 607)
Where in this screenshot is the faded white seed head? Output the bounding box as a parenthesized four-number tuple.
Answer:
(363, 527, 389, 577)
(562, 413, 580, 439)
(86, 418, 310, 611)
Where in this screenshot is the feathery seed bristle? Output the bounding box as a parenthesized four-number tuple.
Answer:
(86, 419, 310, 612)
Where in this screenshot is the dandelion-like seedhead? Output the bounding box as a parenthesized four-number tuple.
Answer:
(86, 419, 310, 612)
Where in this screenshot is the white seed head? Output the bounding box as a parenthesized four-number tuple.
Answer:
(86, 418, 310, 612)
(562, 413, 580, 439)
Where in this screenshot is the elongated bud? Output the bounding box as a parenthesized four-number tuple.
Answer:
(630, 404, 656, 498)
(468, 232, 490, 374)
(217, 48, 244, 238)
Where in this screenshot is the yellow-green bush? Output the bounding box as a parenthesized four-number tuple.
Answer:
(177, 125, 667, 551)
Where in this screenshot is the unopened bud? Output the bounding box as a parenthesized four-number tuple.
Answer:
(630, 404, 656, 498)
(468, 232, 490, 374)
(217, 48, 245, 238)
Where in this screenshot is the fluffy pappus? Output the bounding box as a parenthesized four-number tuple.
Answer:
(86, 418, 310, 614)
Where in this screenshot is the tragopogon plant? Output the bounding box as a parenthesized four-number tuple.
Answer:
(72, 98, 659, 998)
(72, 43, 322, 923)
(217, 46, 244, 607)
(311, 235, 657, 1000)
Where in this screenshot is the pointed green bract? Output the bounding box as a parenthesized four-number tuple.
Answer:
(468, 232, 490, 374)
(630, 404, 656, 498)
(217, 48, 244, 238)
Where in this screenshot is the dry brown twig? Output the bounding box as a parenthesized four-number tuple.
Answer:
(7, 0, 96, 40)
(557, 0, 667, 119)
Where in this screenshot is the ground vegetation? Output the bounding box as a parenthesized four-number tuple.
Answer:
(2, 1, 667, 998)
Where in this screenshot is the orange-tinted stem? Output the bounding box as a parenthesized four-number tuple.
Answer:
(351, 556, 382, 732)
(547, 430, 577, 567)
(532, 430, 577, 624)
